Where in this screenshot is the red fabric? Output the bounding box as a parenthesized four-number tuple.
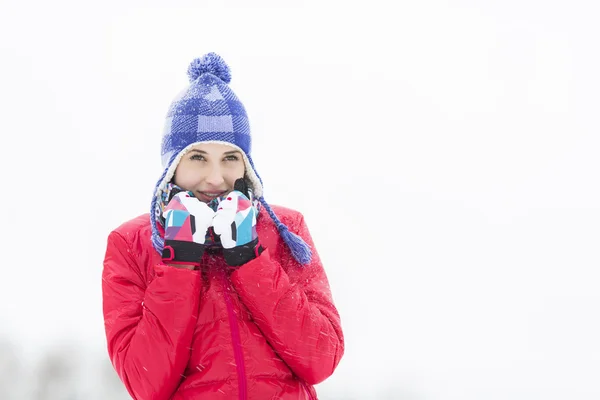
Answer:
(102, 205, 344, 400)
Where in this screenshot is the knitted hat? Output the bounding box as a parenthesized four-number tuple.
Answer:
(150, 52, 312, 265)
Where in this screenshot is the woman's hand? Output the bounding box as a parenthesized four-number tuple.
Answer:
(212, 179, 264, 266)
(162, 191, 216, 268)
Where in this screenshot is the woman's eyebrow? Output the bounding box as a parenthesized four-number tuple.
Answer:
(188, 149, 240, 156)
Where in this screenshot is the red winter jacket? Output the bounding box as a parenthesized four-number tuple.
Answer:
(102, 205, 344, 400)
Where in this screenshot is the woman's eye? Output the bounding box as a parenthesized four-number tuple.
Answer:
(224, 155, 239, 161)
(190, 155, 205, 161)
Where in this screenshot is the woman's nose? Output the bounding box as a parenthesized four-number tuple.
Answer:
(204, 164, 225, 186)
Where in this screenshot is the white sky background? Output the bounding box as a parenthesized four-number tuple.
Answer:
(1, 0, 599, 398)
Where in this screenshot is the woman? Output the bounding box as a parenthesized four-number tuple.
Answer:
(102, 53, 344, 400)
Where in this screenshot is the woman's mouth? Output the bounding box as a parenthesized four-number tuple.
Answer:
(197, 191, 227, 202)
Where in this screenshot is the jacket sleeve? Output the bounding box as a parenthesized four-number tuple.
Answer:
(102, 231, 202, 400)
(230, 213, 345, 385)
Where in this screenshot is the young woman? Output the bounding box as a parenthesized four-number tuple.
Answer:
(102, 53, 344, 399)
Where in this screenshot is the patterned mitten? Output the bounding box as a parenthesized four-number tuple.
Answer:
(162, 191, 216, 267)
(212, 179, 264, 266)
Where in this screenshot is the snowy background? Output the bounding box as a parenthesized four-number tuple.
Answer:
(1, 0, 599, 399)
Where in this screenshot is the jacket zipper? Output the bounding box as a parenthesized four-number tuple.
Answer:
(221, 271, 248, 400)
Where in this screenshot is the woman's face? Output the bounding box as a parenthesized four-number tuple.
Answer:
(173, 142, 245, 203)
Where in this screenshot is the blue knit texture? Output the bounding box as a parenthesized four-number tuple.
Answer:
(150, 52, 312, 265)
(161, 55, 250, 169)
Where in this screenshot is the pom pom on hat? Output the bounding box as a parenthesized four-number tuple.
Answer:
(187, 52, 232, 83)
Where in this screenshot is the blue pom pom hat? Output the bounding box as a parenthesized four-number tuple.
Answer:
(150, 53, 312, 265)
